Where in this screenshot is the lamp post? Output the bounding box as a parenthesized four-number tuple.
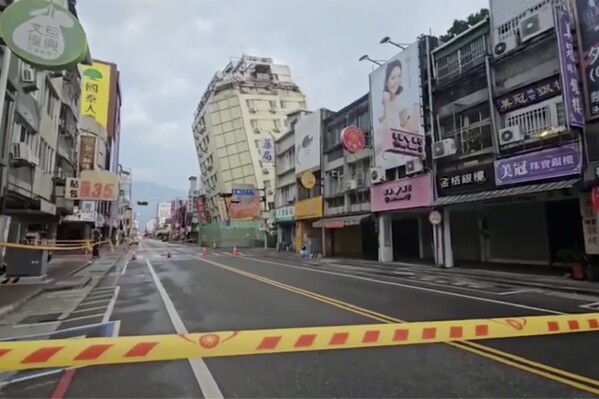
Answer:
(358, 55, 384, 66)
(379, 36, 410, 49)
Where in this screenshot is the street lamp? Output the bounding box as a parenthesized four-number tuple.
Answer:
(379, 36, 410, 49)
(358, 54, 383, 66)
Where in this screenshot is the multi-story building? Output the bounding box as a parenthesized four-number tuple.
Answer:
(317, 94, 377, 260)
(273, 111, 308, 250)
(293, 108, 332, 253)
(0, 0, 92, 246)
(429, 0, 590, 267)
(369, 36, 436, 263)
(192, 55, 307, 246)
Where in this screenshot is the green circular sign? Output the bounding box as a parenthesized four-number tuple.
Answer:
(0, 0, 88, 70)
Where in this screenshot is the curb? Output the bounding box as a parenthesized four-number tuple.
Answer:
(0, 287, 44, 320)
(0, 251, 128, 321)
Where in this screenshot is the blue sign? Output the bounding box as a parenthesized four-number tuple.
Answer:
(232, 188, 255, 197)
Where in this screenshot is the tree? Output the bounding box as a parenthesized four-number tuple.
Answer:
(439, 8, 489, 43)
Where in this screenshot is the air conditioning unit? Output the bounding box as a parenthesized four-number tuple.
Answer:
(253, 128, 260, 133)
(493, 34, 518, 57)
(432, 138, 457, 159)
(262, 168, 270, 174)
(249, 107, 257, 113)
(11, 142, 37, 165)
(328, 170, 338, 178)
(273, 128, 281, 133)
(20, 63, 38, 93)
(406, 158, 424, 175)
(498, 126, 524, 146)
(269, 108, 276, 113)
(346, 179, 357, 190)
(21, 63, 35, 83)
(520, 6, 554, 43)
(370, 167, 386, 184)
(266, 189, 274, 195)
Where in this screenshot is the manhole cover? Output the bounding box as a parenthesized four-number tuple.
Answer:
(20, 312, 63, 324)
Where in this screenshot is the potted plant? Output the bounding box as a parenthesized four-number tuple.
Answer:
(557, 249, 588, 280)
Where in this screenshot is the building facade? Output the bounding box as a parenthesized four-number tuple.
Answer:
(429, 0, 588, 268)
(369, 36, 437, 263)
(273, 111, 307, 250)
(317, 94, 377, 260)
(192, 55, 307, 219)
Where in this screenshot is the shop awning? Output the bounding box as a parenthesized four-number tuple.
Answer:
(313, 214, 371, 229)
(433, 178, 580, 206)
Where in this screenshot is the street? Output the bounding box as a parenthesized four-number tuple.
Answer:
(3, 239, 599, 398)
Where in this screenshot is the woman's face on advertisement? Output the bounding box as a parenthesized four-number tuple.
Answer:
(387, 66, 402, 95)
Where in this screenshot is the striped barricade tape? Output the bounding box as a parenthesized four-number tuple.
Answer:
(1, 312, 598, 371)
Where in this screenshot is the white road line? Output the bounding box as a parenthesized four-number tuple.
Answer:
(61, 313, 105, 322)
(145, 259, 222, 398)
(237, 256, 565, 315)
(103, 286, 120, 323)
(78, 298, 112, 307)
(71, 305, 106, 314)
(580, 301, 599, 310)
(121, 260, 129, 275)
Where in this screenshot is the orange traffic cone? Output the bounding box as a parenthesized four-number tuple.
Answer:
(202, 247, 208, 257)
(232, 246, 239, 256)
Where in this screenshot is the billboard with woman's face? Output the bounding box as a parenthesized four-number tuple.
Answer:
(369, 42, 423, 171)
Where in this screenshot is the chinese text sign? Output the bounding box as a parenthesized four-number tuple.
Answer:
(494, 143, 582, 186)
(79, 62, 112, 129)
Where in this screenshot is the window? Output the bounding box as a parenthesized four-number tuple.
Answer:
(250, 119, 259, 130)
(263, 180, 271, 189)
(44, 84, 58, 117)
(269, 100, 277, 109)
(504, 98, 563, 139)
(280, 100, 286, 109)
(273, 119, 281, 129)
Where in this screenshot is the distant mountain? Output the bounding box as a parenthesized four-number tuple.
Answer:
(131, 181, 186, 229)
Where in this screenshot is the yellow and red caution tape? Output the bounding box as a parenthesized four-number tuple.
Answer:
(1, 312, 599, 371)
(0, 240, 111, 252)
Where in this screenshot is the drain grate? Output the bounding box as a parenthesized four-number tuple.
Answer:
(19, 312, 63, 324)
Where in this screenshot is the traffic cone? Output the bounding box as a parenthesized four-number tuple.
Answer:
(202, 247, 208, 257)
(131, 251, 137, 261)
(232, 246, 238, 256)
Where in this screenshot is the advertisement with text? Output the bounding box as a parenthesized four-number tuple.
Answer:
(369, 41, 423, 170)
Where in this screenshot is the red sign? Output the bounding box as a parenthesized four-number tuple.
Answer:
(340, 126, 365, 153)
(592, 187, 599, 212)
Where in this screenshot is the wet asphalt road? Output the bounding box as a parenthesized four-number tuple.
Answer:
(4, 239, 599, 398)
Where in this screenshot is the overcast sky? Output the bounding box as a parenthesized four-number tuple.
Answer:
(77, 0, 487, 191)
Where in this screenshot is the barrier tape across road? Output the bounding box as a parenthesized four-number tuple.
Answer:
(1, 312, 599, 371)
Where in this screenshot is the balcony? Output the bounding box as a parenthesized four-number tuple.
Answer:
(57, 136, 76, 164)
(440, 123, 494, 158)
(435, 34, 487, 87)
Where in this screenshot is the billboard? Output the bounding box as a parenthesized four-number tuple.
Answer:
(65, 170, 119, 201)
(227, 185, 261, 220)
(79, 61, 112, 130)
(294, 111, 321, 174)
(79, 135, 96, 170)
(369, 41, 423, 170)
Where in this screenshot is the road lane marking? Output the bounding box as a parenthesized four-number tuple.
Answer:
(241, 256, 564, 315)
(197, 256, 599, 396)
(121, 261, 129, 275)
(102, 286, 119, 324)
(145, 259, 223, 399)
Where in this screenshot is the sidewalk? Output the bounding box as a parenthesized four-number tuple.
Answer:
(246, 248, 599, 296)
(0, 246, 127, 320)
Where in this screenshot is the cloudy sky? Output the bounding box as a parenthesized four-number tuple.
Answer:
(77, 0, 487, 191)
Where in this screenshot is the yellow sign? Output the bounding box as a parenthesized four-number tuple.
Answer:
(295, 196, 323, 220)
(79, 61, 112, 129)
(300, 171, 316, 189)
(2, 312, 599, 372)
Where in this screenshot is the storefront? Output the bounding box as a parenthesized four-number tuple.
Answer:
(372, 173, 434, 263)
(313, 214, 377, 260)
(274, 206, 295, 251)
(294, 196, 323, 252)
(433, 143, 585, 267)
